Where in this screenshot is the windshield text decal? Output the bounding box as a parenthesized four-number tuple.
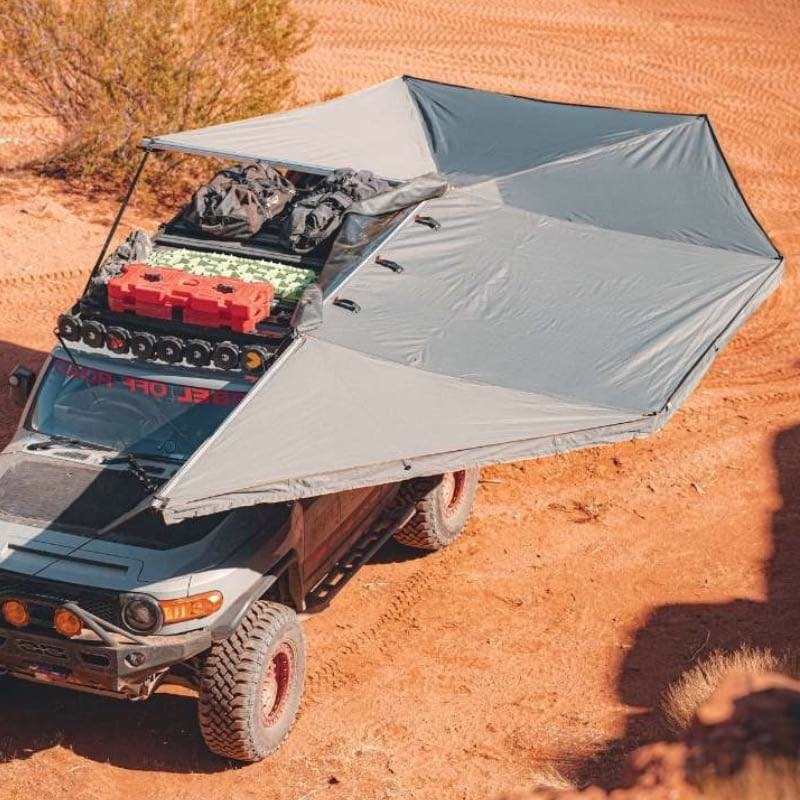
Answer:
(53, 358, 243, 406)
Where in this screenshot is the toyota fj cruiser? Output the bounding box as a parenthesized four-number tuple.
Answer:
(0, 158, 476, 761)
(1, 75, 779, 766)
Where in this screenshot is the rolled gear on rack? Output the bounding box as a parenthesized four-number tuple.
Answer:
(281, 168, 392, 254)
(183, 162, 294, 240)
(88, 229, 153, 303)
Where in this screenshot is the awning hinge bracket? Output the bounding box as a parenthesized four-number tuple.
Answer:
(333, 297, 362, 314)
(375, 257, 404, 273)
(415, 215, 441, 231)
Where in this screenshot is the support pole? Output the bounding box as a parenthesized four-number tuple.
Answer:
(86, 148, 151, 286)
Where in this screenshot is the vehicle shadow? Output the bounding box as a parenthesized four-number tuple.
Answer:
(0, 680, 232, 773)
(369, 538, 428, 564)
(576, 421, 800, 787)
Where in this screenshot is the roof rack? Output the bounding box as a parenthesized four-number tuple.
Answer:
(62, 145, 420, 378)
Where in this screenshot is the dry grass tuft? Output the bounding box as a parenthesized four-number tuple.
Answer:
(0, 0, 312, 194)
(527, 764, 577, 791)
(695, 755, 800, 800)
(662, 645, 800, 732)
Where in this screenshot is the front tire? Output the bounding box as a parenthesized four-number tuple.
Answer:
(198, 600, 306, 762)
(393, 467, 479, 550)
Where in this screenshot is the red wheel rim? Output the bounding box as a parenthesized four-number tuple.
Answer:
(441, 470, 467, 519)
(261, 641, 295, 727)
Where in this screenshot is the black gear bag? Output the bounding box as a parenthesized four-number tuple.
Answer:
(184, 162, 294, 240)
(281, 169, 392, 254)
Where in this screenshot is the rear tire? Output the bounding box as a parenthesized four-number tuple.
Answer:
(393, 467, 479, 550)
(198, 600, 306, 762)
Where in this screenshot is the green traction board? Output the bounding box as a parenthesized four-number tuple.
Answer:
(147, 247, 317, 302)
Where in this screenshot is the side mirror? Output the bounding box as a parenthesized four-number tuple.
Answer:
(8, 365, 36, 408)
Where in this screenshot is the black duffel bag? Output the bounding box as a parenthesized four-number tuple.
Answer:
(184, 162, 294, 239)
(282, 168, 391, 253)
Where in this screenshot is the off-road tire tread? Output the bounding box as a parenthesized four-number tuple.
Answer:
(198, 600, 305, 762)
(393, 477, 445, 550)
(393, 468, 478, 550)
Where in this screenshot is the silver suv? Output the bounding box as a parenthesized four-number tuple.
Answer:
(0, 344, 478, 761)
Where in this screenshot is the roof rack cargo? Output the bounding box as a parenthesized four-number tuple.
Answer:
(59, 156, 435, 376)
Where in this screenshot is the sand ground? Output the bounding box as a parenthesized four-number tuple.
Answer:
(0, 1, 798, 798)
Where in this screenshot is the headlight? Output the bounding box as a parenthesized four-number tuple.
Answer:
(57, 314, 82, 342)
(130, 331, 157, 360)
(212, 341, 241, 371)
(121, 594, 163, 634)
(242, 346, 270, 374)
(81, 319, 107, 349)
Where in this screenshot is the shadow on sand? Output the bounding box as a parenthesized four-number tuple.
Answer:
(577, 420, 800, 787)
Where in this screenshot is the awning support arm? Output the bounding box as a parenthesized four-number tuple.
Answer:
(85, 148, 151, 290)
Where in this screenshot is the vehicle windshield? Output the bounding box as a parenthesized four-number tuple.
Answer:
(28, 357, 247, 461)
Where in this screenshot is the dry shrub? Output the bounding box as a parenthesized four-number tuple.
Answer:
(527, 765, 577, 792)
(0, 0, 312, 192)
(571, 497, 608, 524)
(695, 754, 800, 800)
(662, 646, 800, 733)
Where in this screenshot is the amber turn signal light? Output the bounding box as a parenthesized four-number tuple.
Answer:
(2, 599, 29, 628)
(159, 591, 223, 625)
(242, 346, 270, 374)
(54, 607, 83, 637)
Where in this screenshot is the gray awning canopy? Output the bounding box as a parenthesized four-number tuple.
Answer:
(151, 77, 782, 521)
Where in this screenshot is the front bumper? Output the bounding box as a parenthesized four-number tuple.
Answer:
(0, 624, 211, 699)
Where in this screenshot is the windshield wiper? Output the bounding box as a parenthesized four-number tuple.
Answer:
(102, 451, 183, 465)
(28, 434, 113, 452)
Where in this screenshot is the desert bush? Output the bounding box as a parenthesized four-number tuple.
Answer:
(662, 645, 800, 733)
(694, 755, 800, 800)
(0, 0, 312, 192)
(527, 765, 577, 792)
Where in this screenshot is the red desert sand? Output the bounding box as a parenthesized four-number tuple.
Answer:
(0, 1, 797, 798)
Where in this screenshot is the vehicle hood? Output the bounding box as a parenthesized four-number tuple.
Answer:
(0, 449, 275, 591)
(0, 450, 149, 587)
(0, 450, 159, 532)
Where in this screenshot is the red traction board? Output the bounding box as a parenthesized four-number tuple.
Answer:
(107, 264, 274, 333)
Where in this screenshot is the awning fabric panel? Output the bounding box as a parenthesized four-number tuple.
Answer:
(159, 337, 641, 519)
(161, 255, 782, 522)
(403, 76, 693, 186)
(148, 78, 436, 181)
(151, 76, 782, 521)
(492, 118, 778, 257)
(316, 187, 779, 413)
